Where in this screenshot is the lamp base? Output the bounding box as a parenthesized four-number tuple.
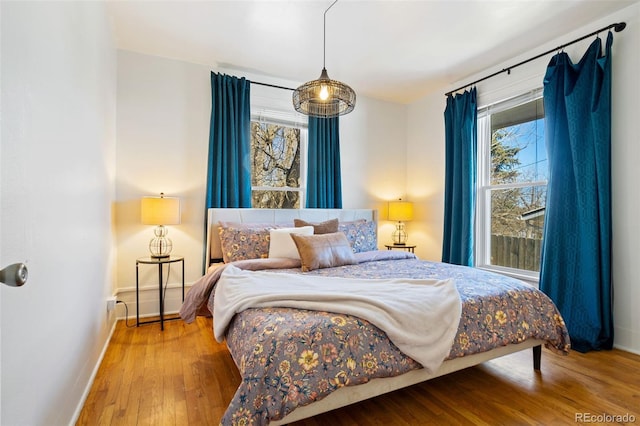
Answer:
(392, 222, 408, 245)
(150, 254, 170, 259)
(149, 225, 173, 258)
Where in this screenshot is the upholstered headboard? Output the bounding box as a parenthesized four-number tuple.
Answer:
(206, 208, 377, 271)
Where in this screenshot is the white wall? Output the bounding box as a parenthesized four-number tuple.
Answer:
(0, 2, 117, 424)
(406, 93, 447, 261)
(609, 4, 640, 354)
(115, 51, 211, 316)
(114, 51, 407, 315)
(407, 3, 640, 353)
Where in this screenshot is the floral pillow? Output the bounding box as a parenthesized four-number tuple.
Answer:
(338, 220, 378, 253)
(218, 224, 281, 263)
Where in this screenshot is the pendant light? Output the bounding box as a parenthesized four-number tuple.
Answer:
(293, 0, 356, 118)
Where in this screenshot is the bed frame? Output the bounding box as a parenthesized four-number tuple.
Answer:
(206, 208, 543, 424)
(273, 340, 542, 425)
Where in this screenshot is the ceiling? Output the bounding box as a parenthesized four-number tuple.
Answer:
(106, 0, 637, 104)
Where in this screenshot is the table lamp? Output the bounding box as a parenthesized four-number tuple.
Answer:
(141, 193, 181, 258)
(388, 199, 413, 245)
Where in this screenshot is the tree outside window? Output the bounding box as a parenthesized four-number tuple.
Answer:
(250, 121, 304, 208)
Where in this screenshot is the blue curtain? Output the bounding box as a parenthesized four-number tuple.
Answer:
(205, 72, 252, 208)
(540, 33, 614, 352)
(442, 88, 477, 266)
(306, 117, 342, 208)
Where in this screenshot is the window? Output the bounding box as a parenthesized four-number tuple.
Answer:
(250, 120, 307, 208)
(476, 90, 546, 278)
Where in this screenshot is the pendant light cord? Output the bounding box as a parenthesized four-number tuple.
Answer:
(292, 0, 355, 118)
(323, 0, 339, 69)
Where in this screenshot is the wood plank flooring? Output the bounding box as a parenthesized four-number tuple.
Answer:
(77, 316, 640, 425)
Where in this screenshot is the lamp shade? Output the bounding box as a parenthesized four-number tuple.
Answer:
(293, 68, 356, 118)
(388, 201, 413, 222)
(141, 195, 181, 225)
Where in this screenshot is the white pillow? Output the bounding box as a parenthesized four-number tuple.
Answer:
(269, 226, 314, 259)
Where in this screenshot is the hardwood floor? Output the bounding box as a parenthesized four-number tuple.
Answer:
(77, 316, 640, 425)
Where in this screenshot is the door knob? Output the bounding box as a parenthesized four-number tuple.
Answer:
(0, 263, 28, 287)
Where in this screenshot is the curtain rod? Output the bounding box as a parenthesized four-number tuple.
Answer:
(445, 22, 627, 97)
(251, 81, 294, 91)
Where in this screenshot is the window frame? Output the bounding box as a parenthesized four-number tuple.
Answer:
(249, 114, 308, 209)
(475, 88, 546, 281)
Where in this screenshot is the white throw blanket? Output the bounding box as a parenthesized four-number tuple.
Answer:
(214, 265, 462, 373)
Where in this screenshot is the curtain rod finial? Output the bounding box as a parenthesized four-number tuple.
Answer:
(614, 22, 626, 32)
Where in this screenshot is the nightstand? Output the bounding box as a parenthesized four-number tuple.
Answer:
(136, 256, 185, 330)
(385, 244, 416, 254)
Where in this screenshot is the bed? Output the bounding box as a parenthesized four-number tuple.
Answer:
(181, 208, 570, 425)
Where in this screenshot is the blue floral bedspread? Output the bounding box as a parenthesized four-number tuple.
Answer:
(220, 258, 570, 425)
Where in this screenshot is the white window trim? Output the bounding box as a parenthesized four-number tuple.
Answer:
(475, 88, 545, 282)
(477, 265, 540, 287)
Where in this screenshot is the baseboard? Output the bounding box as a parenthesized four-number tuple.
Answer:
(613, 343, 640, 356)
(113, 283, 194, 320)
(70, 318, 118, 424)
(613, 325, 640, 355)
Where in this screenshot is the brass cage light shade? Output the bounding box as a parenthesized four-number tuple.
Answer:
(292, 0, 356, 118)
(293, 68, 356, 118)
